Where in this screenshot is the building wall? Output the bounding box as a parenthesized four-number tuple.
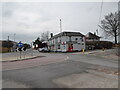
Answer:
(48, 35, 85, 52)
(86, 38, 100, 41)
(71, 36, 85, 51)
(0, 41, 2, 47)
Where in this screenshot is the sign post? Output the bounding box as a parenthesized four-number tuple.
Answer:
(18, 42, 23, 59)
(22, 47, 26, 59)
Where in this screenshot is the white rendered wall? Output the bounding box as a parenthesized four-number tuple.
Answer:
(48, 35, 86, 52)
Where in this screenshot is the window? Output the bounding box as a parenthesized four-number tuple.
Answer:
(80, 38, 84, 41)
(69, 36, 71, 41)
(64, 45, 65, 49)
(81, 38, 84, 41)
(82, 43, 84, 45)
(75, 38, 78, 41)
(58, 45, 60, 49)
(80, 38, 82, 40)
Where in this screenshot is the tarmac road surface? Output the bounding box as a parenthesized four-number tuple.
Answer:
(2, 52, 118, 88)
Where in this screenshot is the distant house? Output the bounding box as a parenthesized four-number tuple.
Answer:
(1, 40, 14, 48)
(85, 32, 101, 41)
(0, 40, 17, 52)
(48, 31, 85, 52)
(0, 40, 2, 47)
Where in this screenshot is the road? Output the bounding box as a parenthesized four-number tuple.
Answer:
(2, 51, 118, 88)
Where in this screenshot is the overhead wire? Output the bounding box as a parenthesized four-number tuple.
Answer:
(98, 0, 103, 25)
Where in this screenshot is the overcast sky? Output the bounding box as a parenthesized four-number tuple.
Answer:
(1, 1, 118, 44)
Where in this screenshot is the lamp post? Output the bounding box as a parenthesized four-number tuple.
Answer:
(13, 33, 16, 52)
(31, 41, 34, 57)
(8, 36, 10, 52)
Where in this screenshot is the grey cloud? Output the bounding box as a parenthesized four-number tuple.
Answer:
(2, 32, 41, 44)
(2, 10, 13, 18)
(2, 2, 19, 17)
(1, 2, 118, 43)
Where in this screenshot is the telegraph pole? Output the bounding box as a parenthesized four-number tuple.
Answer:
(8, 36, 10, 52)
(60, 19, 62, 33)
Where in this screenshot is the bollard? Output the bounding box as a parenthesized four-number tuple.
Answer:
(82, 49, 84, 54)
(20, 51, 21, 59)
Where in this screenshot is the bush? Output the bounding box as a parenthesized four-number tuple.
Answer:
(86, 41, 113, 49)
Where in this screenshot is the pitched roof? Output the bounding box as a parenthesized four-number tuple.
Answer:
(86, 32, 101, 38)
(49, 31, 85, 40)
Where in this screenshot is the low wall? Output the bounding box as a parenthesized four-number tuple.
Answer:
(0, 47, 11, 53)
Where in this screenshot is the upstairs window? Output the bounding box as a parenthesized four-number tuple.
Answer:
(80, 37, 83, 41)
(75, 38, 78, 41)
(82, 43, 84, 45)
(81, 38, 84, 41)
(69, 36, 71, 41)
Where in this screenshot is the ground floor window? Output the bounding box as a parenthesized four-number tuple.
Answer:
(58, 45, 60, 49)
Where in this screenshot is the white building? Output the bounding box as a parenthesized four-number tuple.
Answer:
(48, 32, 85, 52)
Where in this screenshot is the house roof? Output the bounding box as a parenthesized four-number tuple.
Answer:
(85, 32, 101, 39)
(49, 31, 85, 40)
(0, 40, 17, 43)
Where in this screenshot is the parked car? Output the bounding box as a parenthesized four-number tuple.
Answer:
(38, 47, 50, 52)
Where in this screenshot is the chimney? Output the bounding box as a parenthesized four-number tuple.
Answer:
(94, 32, 96, 35)
(50, 33, 53, 38)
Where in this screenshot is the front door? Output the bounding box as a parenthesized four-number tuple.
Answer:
(68, 44, 73, 52)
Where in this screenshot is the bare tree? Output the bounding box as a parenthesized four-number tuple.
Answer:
(99, 12, 119, 44)
(41, 31, 50, 41)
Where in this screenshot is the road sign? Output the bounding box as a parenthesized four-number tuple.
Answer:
(18, 47, 22, 51)
(22, 47, 26, 51)
(18, 42, 23, 48)
(16, 47, 26, 52)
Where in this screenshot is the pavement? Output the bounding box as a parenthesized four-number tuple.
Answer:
(2, 49, 119, 88)
(1, 49, 38, 62)
(72, 48, 119, 60)
(1, 48, 118, 62)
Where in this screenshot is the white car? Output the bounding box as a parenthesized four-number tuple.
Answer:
(38, 47, 50, 52)
(38, 48, 42, 52)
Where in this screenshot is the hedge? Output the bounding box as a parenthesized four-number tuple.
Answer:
(86, 41, 113, 49)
